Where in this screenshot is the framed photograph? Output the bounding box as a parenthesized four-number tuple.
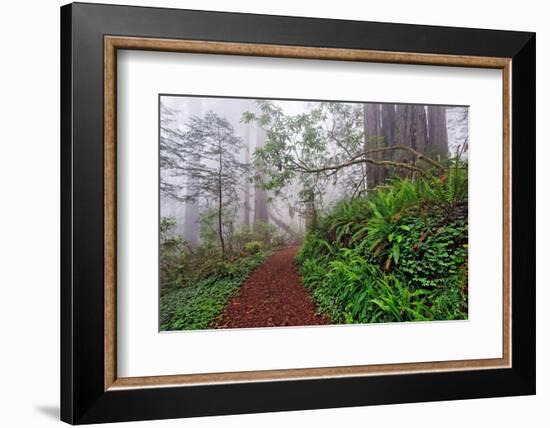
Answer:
(60, 2, 535, 424)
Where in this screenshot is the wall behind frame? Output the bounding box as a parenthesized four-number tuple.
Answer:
(0, 0, 545, 427)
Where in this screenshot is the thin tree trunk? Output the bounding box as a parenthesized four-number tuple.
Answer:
(218, 184, 225, 258)
(243, 126, 251, 231)
(183, 177, 199, 245)
(304, 189, 317, 231)
(217, 133, 225, 258)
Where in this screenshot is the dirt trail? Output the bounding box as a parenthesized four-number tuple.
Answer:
(212, 246, 328, 329)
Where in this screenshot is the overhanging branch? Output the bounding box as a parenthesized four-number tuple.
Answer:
(297, 157, 425, 176)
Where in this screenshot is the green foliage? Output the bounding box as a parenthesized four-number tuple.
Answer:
(244, 241, 264, 254)
(243, 100, 367, 228)
(229, 220, 285, 255)
(161, 110, 249, 257)
(198, 207, 237, 249)
(296, 170, 468, 324)
(298, 246, 434, 323)
(243, 100, 365, 192)
(160, 252, 269, 330)
(396, 216, 468, 290)
(271, 233, 289, 248)
(160, 217, 187, 289)
(251, 220, 277, 245)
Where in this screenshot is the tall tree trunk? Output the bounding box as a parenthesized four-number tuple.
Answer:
(411, 105, 428, 154)
(183, 177, 199, 245)
(243, 125, 251, 231)
(183, 98, 202, 244)
(394, 104, 429, 177)
(394, 104, 409, 148)
(380, 104, 396, 182)
(304, 188, 317, 231)
(253, 125, 269, 226)
(217, 137, 225, 258)
(361, 106, 369, 193)
(364, 103, 382, 188)
(218, 183, 225, 258)
(380, 104, 396, 148)
(427, 106, 449, 160)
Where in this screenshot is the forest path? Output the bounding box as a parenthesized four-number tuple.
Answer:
(212, 246, 328, 329)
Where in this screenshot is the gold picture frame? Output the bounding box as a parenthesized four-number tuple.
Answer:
(103, 36, 512, 391)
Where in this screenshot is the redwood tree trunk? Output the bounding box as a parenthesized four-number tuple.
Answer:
(380, 104, 396, 183)
(380, 104, 396, 148)
(427, 106, 449, 160)
(364, 103, 382, 189)
(253, 126, 269, 226)
(411, 105, 428, 154)
(394, 104, 429, 177)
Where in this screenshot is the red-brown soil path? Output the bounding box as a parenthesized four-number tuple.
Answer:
(212, 246, 328, 329)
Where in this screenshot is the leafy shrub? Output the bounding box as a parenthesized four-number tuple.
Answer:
(252, 220, 277, 246)
(296, 171, 468, 324)
(244, 241, 265, 254)
(160, 217, 187, 289)
(271, 233, 288, 248)
(396, 216, 468, 289)
(198, 207, 237, 250)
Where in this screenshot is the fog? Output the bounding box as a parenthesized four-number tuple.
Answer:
(160, 96, 468, 244)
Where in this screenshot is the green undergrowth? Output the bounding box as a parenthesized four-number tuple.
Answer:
(160, 251, 269, 331)
(296, 168, 468, 324)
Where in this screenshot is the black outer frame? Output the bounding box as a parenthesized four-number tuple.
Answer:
(60, 2, 535, 424)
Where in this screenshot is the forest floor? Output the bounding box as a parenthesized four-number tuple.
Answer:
(211, 246, 328, 329)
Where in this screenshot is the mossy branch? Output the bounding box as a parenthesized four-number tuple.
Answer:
(296, 157, 425, 176)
